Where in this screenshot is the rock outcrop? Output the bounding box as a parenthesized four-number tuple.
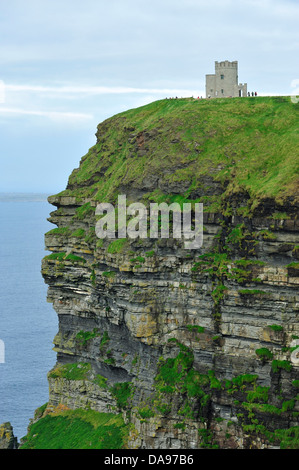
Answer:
(39, 96, 299, 449)
(0, 422, 18, 449)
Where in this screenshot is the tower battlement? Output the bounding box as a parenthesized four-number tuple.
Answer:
(206, 60, 247, 98)
(215, 60, 238, 68)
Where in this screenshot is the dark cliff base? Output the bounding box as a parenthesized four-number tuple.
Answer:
(21, 96, 299, 449)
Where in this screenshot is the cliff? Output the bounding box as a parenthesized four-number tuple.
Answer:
(22, 96, 299, 449)
(0, 422, 18, 449)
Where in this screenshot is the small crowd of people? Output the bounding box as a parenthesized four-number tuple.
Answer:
(165, 93, 258, 100)
(165, 96, 204, 100)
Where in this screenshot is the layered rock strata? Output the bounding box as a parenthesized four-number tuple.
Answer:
(41, 97, 299, 449)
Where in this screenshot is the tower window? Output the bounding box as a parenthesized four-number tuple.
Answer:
(221, 89, 224, 94)
(221, 74, 224, 79)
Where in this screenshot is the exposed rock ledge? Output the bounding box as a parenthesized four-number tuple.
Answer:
(32, 97, 299, 448)
(0, 422, 18, 449)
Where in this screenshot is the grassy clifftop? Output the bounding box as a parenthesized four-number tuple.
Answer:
(55, 96, 298, 216)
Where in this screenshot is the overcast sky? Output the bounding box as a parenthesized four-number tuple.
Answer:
(0, 0, 298, 193)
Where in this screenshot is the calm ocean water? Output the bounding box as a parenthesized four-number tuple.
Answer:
(0, 194, 57, 440)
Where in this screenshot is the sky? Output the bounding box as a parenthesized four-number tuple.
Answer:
(0, 0, 298, 194)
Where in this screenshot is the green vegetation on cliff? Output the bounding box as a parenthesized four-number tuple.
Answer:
(54, 96, 299, 215)
(20, 408, 128, 449)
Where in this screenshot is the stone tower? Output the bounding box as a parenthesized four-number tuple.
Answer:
(205, 60, 247, 98)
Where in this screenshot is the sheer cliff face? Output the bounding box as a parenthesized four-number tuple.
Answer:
(42, 97, 299, 449)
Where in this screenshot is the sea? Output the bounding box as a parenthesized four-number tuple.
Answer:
(0, 193, 58, 441)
